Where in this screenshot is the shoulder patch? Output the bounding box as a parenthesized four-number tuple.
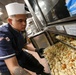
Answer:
(5, 37, 10, 41)
(0, 37, 10, 42)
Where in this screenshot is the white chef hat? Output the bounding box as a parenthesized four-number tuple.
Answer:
(5, 2, 28, 16)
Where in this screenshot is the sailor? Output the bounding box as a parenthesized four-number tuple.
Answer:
(0, 2, 50, 75)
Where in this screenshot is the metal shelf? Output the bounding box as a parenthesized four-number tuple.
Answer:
(44, 18, 76, 37)
(47, 16, 76, 26)
(46, 29, 76, 38)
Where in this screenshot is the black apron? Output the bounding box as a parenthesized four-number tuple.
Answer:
(8, 24, 44, 74)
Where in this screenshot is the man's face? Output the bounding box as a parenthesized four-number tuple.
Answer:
(9, 14, 27, 32)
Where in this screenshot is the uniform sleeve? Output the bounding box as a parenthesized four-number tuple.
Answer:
(0, 36, 15, 60)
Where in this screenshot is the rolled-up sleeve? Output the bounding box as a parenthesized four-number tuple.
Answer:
(0, 36, 15, 60)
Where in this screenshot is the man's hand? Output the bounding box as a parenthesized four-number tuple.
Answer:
(35, 48, 44, 54)
(35, 48, 45, 58)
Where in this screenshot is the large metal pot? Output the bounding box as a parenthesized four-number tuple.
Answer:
(34, 0, 59, 23)
(24, 0, 70, 31)
(25, 0, 59, 26)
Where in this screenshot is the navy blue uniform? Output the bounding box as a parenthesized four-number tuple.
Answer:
(0, 24, 44, 74)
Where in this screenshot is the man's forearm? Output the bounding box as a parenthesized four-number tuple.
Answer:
(12, 66, 31, 75)
(23, 43, 36, 51)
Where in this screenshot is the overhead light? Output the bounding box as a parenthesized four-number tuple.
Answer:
(0, 12, 3, 15)
(0, 8, 3, 16)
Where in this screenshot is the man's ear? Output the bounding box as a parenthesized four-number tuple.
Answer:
(7, 18, 12, 25)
